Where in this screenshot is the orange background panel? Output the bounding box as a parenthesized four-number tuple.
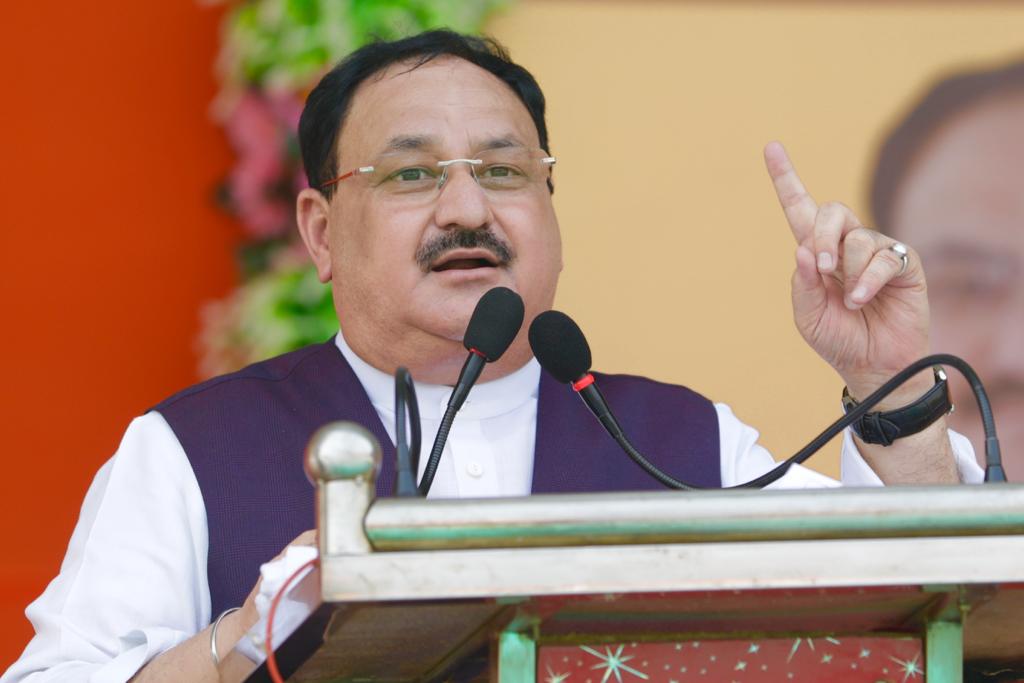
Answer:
(4, 0, 1024, 675)
(0, 3, 236, 668)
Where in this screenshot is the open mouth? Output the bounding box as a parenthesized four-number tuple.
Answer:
(430, 250, 501, 272)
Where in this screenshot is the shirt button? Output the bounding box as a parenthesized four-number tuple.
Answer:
(466, 461, 485, 478)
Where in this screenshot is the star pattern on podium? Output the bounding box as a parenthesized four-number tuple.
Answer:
(787, 636, 842, 664)
(545, 664, 572, 683)
(890, 653, 923, 682)
(581, 645, 650, 683)
(539, 636, 921, 682)
(786, 638, 815, 663)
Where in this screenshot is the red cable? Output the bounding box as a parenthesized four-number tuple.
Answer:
(265, 557, 319, 683)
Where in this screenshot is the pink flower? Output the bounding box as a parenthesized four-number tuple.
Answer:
(224, 90, 304, 238)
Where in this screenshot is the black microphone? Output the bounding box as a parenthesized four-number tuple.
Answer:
(529, 310, 698, 490)
(419, 286, 525, 496)
(527, 310, 626, 442)
(530, 310, 1007, 489)
(450, 286, 526, 412)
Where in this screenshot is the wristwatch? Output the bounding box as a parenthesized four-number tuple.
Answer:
(841, 367, 953, 446)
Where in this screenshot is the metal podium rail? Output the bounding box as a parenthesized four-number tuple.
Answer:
(229, 422, 1024, 683)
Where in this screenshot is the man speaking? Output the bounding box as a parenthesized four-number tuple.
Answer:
(3, 30, 979, 683)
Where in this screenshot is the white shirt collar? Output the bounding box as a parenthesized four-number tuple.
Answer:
(334, 330, 541, 421)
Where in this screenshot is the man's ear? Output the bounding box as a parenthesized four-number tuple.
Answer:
(296, 188, 333, 283)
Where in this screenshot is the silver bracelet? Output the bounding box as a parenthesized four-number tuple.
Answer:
(209, 606, 241, 667)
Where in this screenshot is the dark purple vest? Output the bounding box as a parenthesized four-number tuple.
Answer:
(153, 339, 720, 616)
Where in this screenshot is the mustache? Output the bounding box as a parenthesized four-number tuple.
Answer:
(415, 229, 515, 271)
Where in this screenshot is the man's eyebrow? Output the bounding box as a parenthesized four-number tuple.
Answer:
(922, 242, 1020, 270)
(381, 135, 438, 154)
(926, 241, 1014, 261)
(476, 136, 526, 151)
(376, 134, 527, 156)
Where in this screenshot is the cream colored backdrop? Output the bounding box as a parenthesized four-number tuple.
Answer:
(489, 1, 1024, 476)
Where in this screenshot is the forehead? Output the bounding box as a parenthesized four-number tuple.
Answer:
(893, 93, 1024, 252)
(336, 57, 541, 164)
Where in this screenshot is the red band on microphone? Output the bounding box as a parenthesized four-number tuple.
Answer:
(468, 347, 486, 359)
(572, 373, 595, 392)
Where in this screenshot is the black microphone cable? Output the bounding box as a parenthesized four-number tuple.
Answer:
(393, 367, 422, 497)
(529, 310, 1005, 490)
(419, 286, 525, 496)
(744, 353, 1005, 487)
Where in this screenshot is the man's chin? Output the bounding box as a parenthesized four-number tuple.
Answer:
(407, 270, 518, 335)
(409, 298, 480, 344)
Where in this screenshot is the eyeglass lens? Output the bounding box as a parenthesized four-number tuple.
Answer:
(366, 148, 553, 197)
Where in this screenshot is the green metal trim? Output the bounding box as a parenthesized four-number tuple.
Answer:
(369, 514, 1024, 547)
(926, 620, 963, 683)
(499, 630, 537, 683)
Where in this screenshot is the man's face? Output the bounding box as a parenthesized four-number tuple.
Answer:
(318, 57, 561, 375)
(891, 93, 1024, 478)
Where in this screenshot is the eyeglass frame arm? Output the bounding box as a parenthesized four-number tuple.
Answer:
(320, 166, 375, 189)
(319, 156, 556, 190)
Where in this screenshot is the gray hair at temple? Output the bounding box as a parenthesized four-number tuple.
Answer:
(869, 57, 1024, 232)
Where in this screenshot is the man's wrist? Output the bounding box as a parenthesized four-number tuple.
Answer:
(211, 608, 251, 669)
(855, 416, 959, 484)
(843, 367, 951, 447)
(842, 368, 935, 412)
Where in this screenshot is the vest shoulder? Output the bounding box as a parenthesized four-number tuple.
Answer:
(590, 370, 713, 405)
(151, 340, 339, 413)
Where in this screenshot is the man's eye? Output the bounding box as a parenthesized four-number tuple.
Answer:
(481, 165, 521, 178)
(391, 167, 434, 182)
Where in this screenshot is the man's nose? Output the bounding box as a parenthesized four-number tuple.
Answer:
(432, 164, 493, 231)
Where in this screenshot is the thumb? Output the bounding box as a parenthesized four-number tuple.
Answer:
(791, 244, 827, 331)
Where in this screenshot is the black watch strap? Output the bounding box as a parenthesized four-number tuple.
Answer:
(842, 368, 952, 446)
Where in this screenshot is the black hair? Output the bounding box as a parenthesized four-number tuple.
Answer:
(298, 29, 551, 198)
(870, 57, 1024, 232)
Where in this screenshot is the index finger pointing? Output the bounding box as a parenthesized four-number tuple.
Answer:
(764, 141, 818, 242)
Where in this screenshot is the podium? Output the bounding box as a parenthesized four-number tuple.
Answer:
(231, 422, 1024, 683)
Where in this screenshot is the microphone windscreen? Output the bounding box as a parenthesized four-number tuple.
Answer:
(528, 310, 593, 384)
(463, 287, 525, 361)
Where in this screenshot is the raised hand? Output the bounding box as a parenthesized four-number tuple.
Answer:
(763, 141, 932, 402)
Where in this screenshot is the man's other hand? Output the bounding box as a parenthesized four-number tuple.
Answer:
(130, 529, 318, 683)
